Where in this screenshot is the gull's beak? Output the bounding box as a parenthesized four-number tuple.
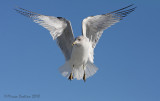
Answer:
(72, 41, 77, 46)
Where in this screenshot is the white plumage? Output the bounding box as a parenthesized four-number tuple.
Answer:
(15, 4, 136, 81)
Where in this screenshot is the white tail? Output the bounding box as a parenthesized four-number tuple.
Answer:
(59, 61, 71, 78)
(85, 61, 98, 79)
(59, 61, 98, 80)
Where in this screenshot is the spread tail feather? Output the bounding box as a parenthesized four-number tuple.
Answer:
(59, 61, 98, 80)
(59, 61, 71, 78)
(85, 61, 98, 79)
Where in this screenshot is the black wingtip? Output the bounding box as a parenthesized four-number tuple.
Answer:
(109, 4, 136, 14)
(14, 7, 40, 19)
(108, 4, 137, 20)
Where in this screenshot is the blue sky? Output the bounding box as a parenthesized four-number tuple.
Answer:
(0, 0, 160, 101)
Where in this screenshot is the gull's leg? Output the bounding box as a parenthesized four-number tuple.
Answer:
(83, 64, 86, 82)
(68, 72, 73, 80)
(68, 65, 74, 80)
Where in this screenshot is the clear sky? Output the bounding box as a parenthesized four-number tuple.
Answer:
(0, 0, 160, 101)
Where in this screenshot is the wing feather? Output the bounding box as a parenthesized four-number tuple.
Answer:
(15, 7, 74, 60)
(82, 4, 136, 63)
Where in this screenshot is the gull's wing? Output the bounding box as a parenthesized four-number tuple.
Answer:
(82, 4, 136, 63)
(15, 7, 74, 60)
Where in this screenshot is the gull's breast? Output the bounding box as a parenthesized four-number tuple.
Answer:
(69, 44, 90, 66)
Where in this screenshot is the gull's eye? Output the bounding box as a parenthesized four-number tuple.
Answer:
(78, 38, 81, 41)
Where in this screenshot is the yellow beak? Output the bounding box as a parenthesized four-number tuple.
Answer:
(72, 41, 77, 46)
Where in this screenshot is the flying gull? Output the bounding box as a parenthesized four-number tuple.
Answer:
(15, 4, 136, 82)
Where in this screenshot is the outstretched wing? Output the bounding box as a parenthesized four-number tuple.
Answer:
(15, 7, 74, 60)
(82, 4, 136, 63)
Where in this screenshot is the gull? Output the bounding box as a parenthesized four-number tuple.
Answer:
(15, 4, 136, 82)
